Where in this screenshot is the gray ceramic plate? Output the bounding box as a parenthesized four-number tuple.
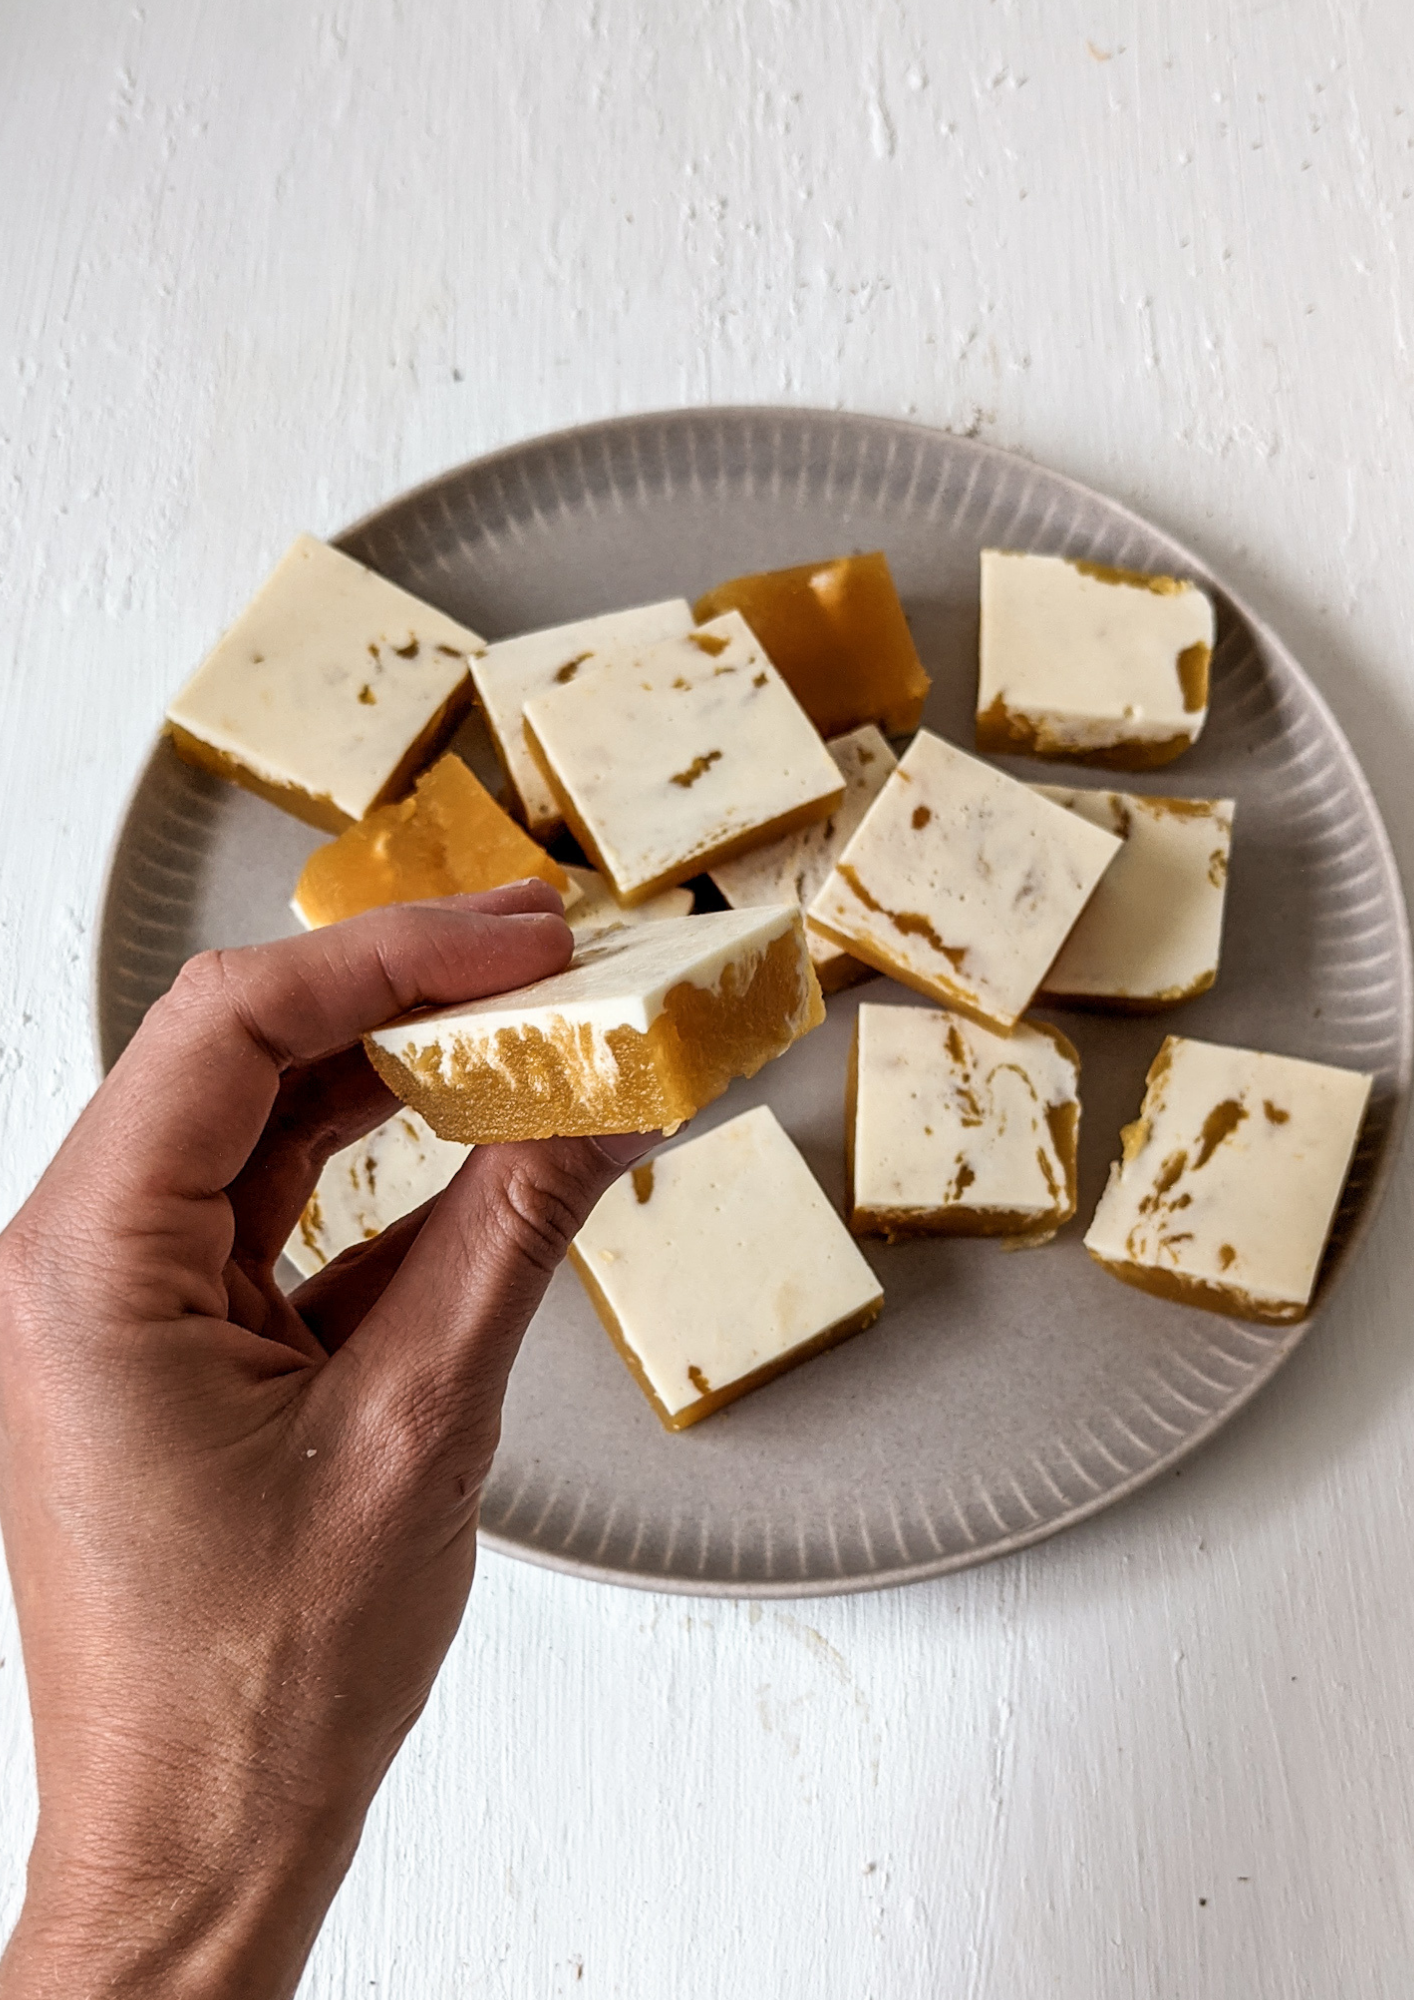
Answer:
(96, 408, 1412, 1597)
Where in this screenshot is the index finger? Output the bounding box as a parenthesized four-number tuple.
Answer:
(83, 884, 572, 1200)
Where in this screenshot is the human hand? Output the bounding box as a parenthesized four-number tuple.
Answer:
(0, 882, 649, 1999)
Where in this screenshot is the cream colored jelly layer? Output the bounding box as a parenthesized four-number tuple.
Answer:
(977, 550, 1215, 759)
(807, 730, 1121, 1032)
(471, 599, 693, 832)
(709, 725, 897, 989)
(571, 1105, 884, 1425)
(1036, 787, 1234, 1006)
(166, 535, 484, 825)
(562, 865, 694, 936)
(522, 610, 844, 903)
(849, 1002, 1079, 1236)
(1084, 1035, 1372, 1322)
(284, 1108, 469, 1279)
(364, 905, 822, 1141)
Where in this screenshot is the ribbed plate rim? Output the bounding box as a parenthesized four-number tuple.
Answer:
(94, 405, 1414, 1598)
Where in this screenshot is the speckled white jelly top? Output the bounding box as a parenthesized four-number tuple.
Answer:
(1084, 1035, 1371, 1313)
(807, 730, 1121, 1031)
(522, 610, 844, 900)
(852, 1003, 1078, 1223)
(284, 1107, 469, 1279)
(1036, 787, 1234, 1003)
(166, 534, 484, 822)
(367, 904, 805, 1088)
(573, 1105, 883, 1418)
(471, 599, 693, 832)
(710, 724, 897, 974)
(979, 549, 1215, 751)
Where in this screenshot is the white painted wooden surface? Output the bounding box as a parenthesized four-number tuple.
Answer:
(4, 2, 1414, 1991)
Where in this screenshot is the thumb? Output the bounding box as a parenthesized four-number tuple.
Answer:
(314, 1130, 656, 1494)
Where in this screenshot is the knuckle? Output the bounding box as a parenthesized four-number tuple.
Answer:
(368, 1370, 502, 1503)
(0, 1210, 70, 1380)
(162, 948, 285, 1066)
(0, 1216, 36, 1317)
(153, 949, 234, 1043)
(168, 948, 227, 1011)
(489, 1146, 606, 1276)
(0, 1200, 60, 1301)
(376, 1372, 447, 1475)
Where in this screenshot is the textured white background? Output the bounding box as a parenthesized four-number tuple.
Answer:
(4, 1, 1414, 1993)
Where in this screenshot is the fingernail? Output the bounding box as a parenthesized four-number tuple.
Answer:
(593, 1130, 662, 1168)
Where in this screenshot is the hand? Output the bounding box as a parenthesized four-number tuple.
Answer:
(0, 882, 649, 1999)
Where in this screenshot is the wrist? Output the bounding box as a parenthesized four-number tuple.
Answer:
(2, 1778, 367, 2000)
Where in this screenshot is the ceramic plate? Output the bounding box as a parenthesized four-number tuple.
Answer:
(96, 409, 1413, 1596)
